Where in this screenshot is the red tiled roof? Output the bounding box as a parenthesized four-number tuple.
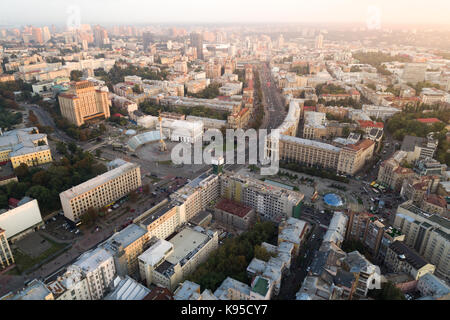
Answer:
(424, 194, 446, 208)
(321, 94, 351, 97)
(345, 139, 375, 151)
(416, 118, 441, 124)
(8, 198, 19, 208)
(215, 198, 252, 218)
(357, 120, 384, 129)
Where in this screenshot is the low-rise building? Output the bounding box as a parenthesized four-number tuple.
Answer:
(173, 280, 217, 300)
(0, 197, 43, 242)
(323, 212, 348, 246)
(278, 217, 309, 256)
(104, 276, 150, 300)
(6, 279, 54, 300)
(385, 241, 435, 280)
(138, 227, 218, 291)
(214, 198, 256, 230)
(416, 272, 450, 300)
(401, 135, 439, 162)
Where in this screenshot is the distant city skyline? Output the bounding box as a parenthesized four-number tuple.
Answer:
(1, 0, 450, 27)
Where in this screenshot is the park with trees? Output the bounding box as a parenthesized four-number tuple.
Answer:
(0, 142, 107, 214)
(187, 221, 277, 291)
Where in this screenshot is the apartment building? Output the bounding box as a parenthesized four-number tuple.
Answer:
(276, 136, 341, 170)
(6, 280, 54, 300)
(0, 127, 52, 168)
(337, 139, 375, 176)
(71, 247, 116, 300)
(401, 175, 441, 206)
(171, 173, 220, 222)
(160, 96, 239, 113)
(173, 281, 217, 300)
(416, 273, 450, 300)
(394, 201, 449, 281)
(384, 241, 435, 280)
(323, 212, 348, 247)
(60, 161, 141, 222)
(0, 228, 14, 270)
(220, 173, 304, 223)
(303, 111, 327, 140)
(341, 251, 381, 299)
(345, 211, 405, 262)
(206, 62, 222, 79)
(401, 135, 438, 162)
(214, 198, 256, 230)
(137, 203, 183, 240)
(377, 151, 415, 192)
(228, 107, 251, 129)
(278, 218, 309, 255)
(58, 80, 110, 127)
(185, 79, 208, 94)
(100, 224, 149, 276)
(421, 195, 447, 217)
(420, 88, 447, 105)
(138, 227, 218, 291)
(214, 276, 273, 300)
(46, 266, 92, 300)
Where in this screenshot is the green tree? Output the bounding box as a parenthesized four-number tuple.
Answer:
(14, 163, 29, 178)
(369, 281, 406, 300)
(70, 70, 83, 81)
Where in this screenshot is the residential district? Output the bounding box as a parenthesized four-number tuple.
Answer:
(0, 22, 449, 301)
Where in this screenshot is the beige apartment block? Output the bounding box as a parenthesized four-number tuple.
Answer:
(60, 161, 141, 222)
(58, 80, 110, 127)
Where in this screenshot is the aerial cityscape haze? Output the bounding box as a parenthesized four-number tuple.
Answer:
(0, 0, 449, 310)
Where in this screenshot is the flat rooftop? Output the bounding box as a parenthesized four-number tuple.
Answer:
(60, 161, 139, 200)
(107, 224, 147, 249)
(73, 247, 112, 274)
(166, 227, 209, 265)
(140, 202, 175, 227)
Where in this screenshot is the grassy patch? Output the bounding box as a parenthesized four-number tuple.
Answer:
(13, 236, 67, 273)
(157, 160, 173, 165)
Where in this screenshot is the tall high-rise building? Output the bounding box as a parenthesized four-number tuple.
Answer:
(58, 81, 110, 127)
(42, 26, 51, 43)
(32, 27, 43, 44)
(142, 32, 154, 51)
(190, 32, 204, 60)
(315, 34, 324, 49)
(93, 25, 109, 48)
(82, 39, 88, 51)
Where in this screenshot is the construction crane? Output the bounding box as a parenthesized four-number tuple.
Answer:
(158, 110, 167, 152)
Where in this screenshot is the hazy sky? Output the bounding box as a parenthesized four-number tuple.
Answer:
(1, 0, 450, 26)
